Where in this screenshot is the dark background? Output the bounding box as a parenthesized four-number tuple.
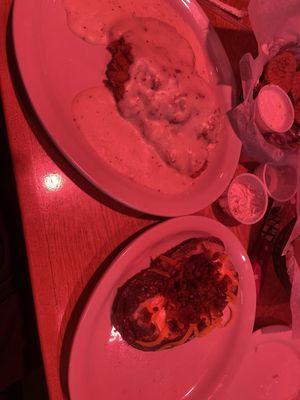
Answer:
(0, 99, 48, 399)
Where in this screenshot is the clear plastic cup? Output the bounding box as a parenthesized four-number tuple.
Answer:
(255, 163, 297, 202)
(227, 173, 268, 225)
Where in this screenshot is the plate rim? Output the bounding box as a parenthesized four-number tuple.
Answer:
(12, 0, 241, 217)
(68, 216, 256, 400)
(224, 326, 300, 398)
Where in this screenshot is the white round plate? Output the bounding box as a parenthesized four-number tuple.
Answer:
(224, 326, 300, 400)
(12, 0, 241, 217)
(68, 216, 256, 400)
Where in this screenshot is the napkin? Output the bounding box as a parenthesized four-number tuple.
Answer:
(248, 0, 300, 48)
(282, 153, 300, 339)
(228, 0, 300, 163)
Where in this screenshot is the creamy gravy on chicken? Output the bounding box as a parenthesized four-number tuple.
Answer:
(63, 0, 222, 193)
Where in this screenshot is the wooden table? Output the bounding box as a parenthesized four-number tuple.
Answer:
(0, 1, 291, 399)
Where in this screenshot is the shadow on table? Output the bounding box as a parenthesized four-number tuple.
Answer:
(5, 10, 155, 221)
(58, 222, 159, 399)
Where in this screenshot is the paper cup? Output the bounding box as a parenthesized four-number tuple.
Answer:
(254, 163, 297, 202)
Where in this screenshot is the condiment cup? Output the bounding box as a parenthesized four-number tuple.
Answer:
(254, 84, 294, 133)
(227, 173, 268, 225)
(254, 163, 298, 203)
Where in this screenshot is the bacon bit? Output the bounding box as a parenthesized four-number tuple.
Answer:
(158, 255, 179, 266)
(151, 268, 170, 278)
(194, 321, 216, 338)
(227, 291, 238, 303)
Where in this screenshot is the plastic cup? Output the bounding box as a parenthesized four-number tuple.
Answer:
(254, 163, 297, 203)
(227, 173, 268, 225)
(254, 84, 294, 133)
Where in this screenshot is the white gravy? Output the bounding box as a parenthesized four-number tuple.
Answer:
(63, 0, 219, 193)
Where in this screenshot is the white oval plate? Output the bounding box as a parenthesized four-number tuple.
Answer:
(12, 0, 241, 217)
(68, 216, 256, 400)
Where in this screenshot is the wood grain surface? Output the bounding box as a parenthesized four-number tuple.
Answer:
(0, 1, 292, 399)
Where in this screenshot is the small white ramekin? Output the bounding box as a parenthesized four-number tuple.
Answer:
(227, 173, 268, 225)
(254, 84, 294, 133)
